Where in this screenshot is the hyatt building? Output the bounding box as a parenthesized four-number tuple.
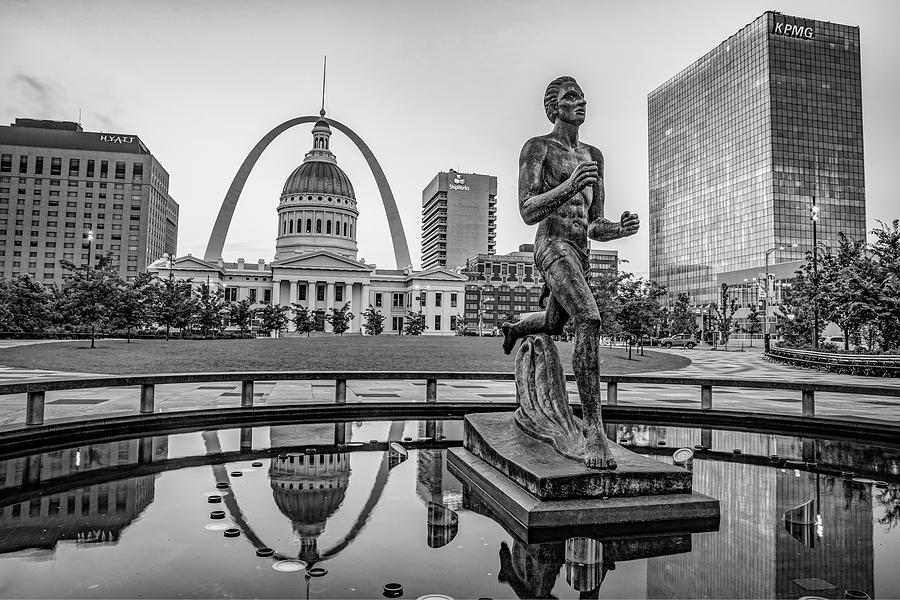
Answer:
(648, 11, 866, 307)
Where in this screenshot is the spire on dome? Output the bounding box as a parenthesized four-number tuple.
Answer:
(320, 56, 327, 117)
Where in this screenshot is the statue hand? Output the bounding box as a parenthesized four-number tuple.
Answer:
(620, 211, 640, 237)
(568, 161, 599, 193)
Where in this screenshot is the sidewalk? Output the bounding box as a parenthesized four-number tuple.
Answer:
(0, 341, 897, 428)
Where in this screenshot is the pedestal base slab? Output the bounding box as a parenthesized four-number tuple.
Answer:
(464, 412, 692, 501)
(448, 447, 720, 543)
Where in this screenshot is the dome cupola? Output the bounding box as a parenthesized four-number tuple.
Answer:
(275, 111, 359, 260)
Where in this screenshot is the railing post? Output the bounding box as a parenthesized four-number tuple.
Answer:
(26, 391, 45, 426)
(335, 379, 347, 404)
(426, 378, 438, 403)
(241, 380, 254, 407)
(140, 384, 155, 414)
(606, 381, 618, 406)
(802, 389, 815, 416)
(701, 385, 713, 410)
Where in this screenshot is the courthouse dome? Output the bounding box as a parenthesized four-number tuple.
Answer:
(282, 160, 355, 198)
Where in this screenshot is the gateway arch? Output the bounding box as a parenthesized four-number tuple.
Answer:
(204, 116, 412, 269)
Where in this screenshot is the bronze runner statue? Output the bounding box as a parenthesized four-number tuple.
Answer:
(501, 76, 640, 469)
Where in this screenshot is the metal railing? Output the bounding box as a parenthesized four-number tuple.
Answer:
(767, 346, 900, 377)
(2, 370, 899, 428)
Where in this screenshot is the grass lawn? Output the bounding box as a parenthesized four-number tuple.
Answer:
(0, 335, 691, 375)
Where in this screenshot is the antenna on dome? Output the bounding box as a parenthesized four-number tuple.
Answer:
(320, 56, 327, 117)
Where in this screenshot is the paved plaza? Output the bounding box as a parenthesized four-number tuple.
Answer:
(0, 340, 897, 428)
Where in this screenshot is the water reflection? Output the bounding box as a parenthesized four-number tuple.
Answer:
(0, 422, 896, 598)
(415, 420, 462, 547)
(463, 478, 698, 599)
(626, 426, 881, 599)
(0, 437, 166, 555)
(268, 424, 352, 564)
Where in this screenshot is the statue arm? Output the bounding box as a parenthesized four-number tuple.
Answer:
(586, 149, 619, 241)
(587, 147, 639, 241)
(518, 139, 577, 226)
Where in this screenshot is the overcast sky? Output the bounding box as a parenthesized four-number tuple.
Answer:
(2, 0, 898, 276)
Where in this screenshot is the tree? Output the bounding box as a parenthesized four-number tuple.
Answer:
(0, 275, 55, 333)
(291, 303, 317, 337)
(776, 262, 819, 348)
(870, 220, 900, 352)
(154, 275, 195, 340)
(817, 232, 878, 351)
(326, 302, 355, 335)
(257, 303, 290, 337)
(454, 313, 465, 336)
(113, 272, 155, 342)
(404, 311, 428, 335)
(716, 283, 739, 349)
(362, 304, 385, 335)
(616, 275, 667, 356)
(228, 299, 254, 338)
(194, 282, 226, 339)
(590, 268, 627, 346)
(670, 292, 695, 335)
(744, 304, 762, 346)
(57, 253, 122, 348)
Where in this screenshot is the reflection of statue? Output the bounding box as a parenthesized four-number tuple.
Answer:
(501, 76, 640, 469)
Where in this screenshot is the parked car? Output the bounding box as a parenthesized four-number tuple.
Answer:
(820, 335, 846, 347)
(638, 334, 660, 347)
(658, 333, 697, 349)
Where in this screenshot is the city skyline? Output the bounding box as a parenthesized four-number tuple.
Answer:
(2, 0, 898, 278)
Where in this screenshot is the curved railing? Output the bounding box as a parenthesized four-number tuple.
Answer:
(1, 370, 899, 457)
(766, 346, 900, 377)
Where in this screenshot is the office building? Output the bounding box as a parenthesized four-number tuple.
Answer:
(462, 244, 617, 332)
(648, 12, 865, 306)
(421, 170, 497, 270)
(0, 118, 179, 283)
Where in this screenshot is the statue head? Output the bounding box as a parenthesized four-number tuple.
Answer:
(543, 76, 585, 124)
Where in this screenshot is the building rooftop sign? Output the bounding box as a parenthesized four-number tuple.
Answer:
(773, 18, 815, 40)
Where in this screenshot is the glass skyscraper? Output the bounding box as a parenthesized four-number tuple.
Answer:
(648, 11, 865, 304)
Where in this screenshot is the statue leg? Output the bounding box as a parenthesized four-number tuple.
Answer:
(542, 259, 616, 470)
(501, 299, 568, 355)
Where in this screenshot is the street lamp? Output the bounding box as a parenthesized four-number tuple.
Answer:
(810, 198, 820, 348)
(763, 243, 798, 339)
(84, 230, 94, 269)
(478, 296, 491, 337)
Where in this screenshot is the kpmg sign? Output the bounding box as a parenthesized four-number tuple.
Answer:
(773, 19, 815, 40)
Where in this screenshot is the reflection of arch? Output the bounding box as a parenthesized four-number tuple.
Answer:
(203, 116, 412, 269)
(202, 421, 405, 565)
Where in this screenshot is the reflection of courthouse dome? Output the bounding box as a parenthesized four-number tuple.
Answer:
(269, 452, 350, 540)
(275, 117, 359, 260)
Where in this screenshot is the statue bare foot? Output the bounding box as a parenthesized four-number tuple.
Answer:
(584, 429, 617, 470)
(501, 322, 516, 355)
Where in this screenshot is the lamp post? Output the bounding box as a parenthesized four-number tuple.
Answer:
(810, 198, 820, 348)
(84, 230, 94, 269)
(478, 295, 490, 337)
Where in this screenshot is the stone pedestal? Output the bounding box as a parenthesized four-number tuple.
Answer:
(463, 412, 692, 500)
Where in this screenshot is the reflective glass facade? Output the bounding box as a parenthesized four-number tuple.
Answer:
(649, 12, 865, 304)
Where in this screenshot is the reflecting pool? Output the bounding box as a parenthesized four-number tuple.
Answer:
(0, 420, 897, 599)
